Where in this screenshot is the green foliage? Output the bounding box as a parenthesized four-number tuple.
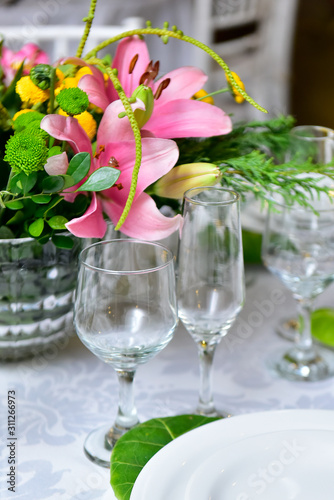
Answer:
(110, 414, 220, 500)
(175, 116, 334, 210)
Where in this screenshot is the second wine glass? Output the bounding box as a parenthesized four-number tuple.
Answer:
(177, 186, 245, 417)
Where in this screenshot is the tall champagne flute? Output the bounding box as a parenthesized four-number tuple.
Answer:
(177, 187, 245, 417)
(74, 239, 178, 467)
(262, 199, 334, 381)
(277, 125, 334, 341)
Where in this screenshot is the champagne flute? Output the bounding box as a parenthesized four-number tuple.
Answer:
(74, 239, 178, 467)
(277, 125, 334, 341)
(177, 186, 245, 417)
(262, 198, 334, 381)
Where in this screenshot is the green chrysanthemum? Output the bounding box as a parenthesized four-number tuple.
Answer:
(13, 111, 46, 136)
(4, 131, 49, 174)
(57, 87, 89, 116)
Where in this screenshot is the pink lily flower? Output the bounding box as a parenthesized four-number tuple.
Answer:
(0, 43, 49, 86)
(41, 100, 182, 240)
(76, 37, 232, 139)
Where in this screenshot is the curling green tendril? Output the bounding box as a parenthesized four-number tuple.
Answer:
(86, 57, 142, 230)
(76, 0, 98, 58)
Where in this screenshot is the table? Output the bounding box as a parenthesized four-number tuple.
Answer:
(1, 265, 334, 499)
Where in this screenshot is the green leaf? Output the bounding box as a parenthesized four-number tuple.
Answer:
(31, 194, 52, 204)
(42, 176, 65, 193)
(77, 167, 120, 192)
(51, 234, 74, 249)
(67, 152, 91, 184)
(10, 172, 38, 195)
(242, 229, 262, 264)
(0, 226, 15, 239)
(4, 199, 24, 210)
(48, 146, 62, 157)
(312, 308, 334, 347)
(28, 218, 44, 237)
(110, 415, 220, 500)
(47, 215, 68, 230)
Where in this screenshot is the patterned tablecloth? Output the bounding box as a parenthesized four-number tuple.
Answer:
(1, 266, 334, 499)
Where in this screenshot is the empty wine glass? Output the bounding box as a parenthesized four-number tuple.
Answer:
(262, 198, 334, 381)
(74, 239, 178, 467)
(277, 125, 334, 342)
(177, 186, 245, 417)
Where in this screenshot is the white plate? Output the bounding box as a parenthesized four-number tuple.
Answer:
(130, 410, 334, 500)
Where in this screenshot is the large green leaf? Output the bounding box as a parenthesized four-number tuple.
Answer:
(110, 414, 220, 500)
(77, 166, 120, 192)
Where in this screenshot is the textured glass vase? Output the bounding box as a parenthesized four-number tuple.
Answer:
(0, 235, 81, 361)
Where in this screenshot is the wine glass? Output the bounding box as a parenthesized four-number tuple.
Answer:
(262, 197, 334, 381)
(74, 239, 178, 467)
(277, 125, 334, 341)
(177, 186, 245, 417)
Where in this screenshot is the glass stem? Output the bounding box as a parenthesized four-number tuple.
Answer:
(114, 369, 139, 431)
(197, 341, 217, 416)
(296, 298, 315, 353)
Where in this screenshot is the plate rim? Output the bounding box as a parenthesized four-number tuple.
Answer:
(130, 409, 334, 500)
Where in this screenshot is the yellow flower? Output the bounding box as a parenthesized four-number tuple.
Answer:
(16, 76, 49, 104)
(75, 66, 93, 83)
(226, 71, 245, 104)
(192, 89, 214, 105)
(12, 109, 35, 121)
(58, 108, 97, 140)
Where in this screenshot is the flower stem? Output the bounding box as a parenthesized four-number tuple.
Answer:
(83, 28, 267, 113)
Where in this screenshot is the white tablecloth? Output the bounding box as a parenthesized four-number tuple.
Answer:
(1, 266, 334, 499)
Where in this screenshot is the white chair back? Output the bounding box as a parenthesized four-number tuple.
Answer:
(0, 17, 145, 62)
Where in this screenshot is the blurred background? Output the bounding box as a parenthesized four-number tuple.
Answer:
(0, 0, 333, 127)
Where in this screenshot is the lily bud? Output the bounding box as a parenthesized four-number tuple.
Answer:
(131, 84, 154, 128)
(152, 163, 222, 199)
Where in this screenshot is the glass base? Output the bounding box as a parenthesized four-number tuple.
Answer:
(196, 402, 232, 419)
(84, 425, 114, 468)
(268, 346, 334, 382)
(83, 422, 134, 468)
(276, 317, 301, 342)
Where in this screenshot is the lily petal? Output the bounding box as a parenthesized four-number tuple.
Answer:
(41, 115, 92, 155)
(144, 99, 232, 138)
(65, 193, 107, 238)
(112, 36, 150, 96)
(44, 152, 68, 176)
(78, 73, 110, 111)
(100, 137, 179, 205)
(96, 100, 146, 146)
(103, 192, 182, 241)
(153, 66, 208, 104)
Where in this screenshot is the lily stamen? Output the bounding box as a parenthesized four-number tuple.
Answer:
(154, 78, 170, 99)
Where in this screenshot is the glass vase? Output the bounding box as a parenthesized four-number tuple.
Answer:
(0, 235, 81, 361)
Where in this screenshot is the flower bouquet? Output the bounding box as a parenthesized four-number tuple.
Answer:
(1, 0, 332, 249)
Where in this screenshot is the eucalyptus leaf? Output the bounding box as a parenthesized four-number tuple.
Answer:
(110, 414, 220, 500)
(4, 199, 24, 210)
(0, 226, 15, 239)
(47, 215, 68, 230)
(10, 172, 38, 195)
(51, 234, 74, 249)
(31, 194, 52, 204)
(42, 176, 65, 193)
(28, 218, 44, 237)
(67, 152, 91, 183)
(77, 167, 120, 192)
